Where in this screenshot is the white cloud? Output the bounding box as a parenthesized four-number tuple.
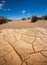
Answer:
(0, 1, 6, 10)
(7, 9, 11, 11)
(3, 8, 11, 11)
(22, 10, 26, 13)
(0, 3, 3, 9)
(27, 13, 30, 15)
(2, 0, 6, 3)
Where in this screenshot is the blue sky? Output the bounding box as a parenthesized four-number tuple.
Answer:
(0, 0, 47, 19)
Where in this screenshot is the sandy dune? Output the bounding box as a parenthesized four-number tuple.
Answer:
(0, 20, 47, 29)
(0, 27, 47, 65)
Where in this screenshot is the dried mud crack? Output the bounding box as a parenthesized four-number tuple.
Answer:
(0, 27, 47, 65)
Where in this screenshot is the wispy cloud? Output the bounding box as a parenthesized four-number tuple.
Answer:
(0, 0, 5, 10)
(2, 0, 6, 3)
(0, 0, 11, 11)
(7, 9, 11, 11)
(0, 3, 3, 9)
(3, 8, 11, 11)
(22, 10, 26, 13)
(27, 13, 30, 16)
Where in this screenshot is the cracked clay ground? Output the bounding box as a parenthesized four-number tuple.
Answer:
(0, 27, 47, 65)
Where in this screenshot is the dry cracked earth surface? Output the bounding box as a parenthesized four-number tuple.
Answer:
(0, 27, 47, 65)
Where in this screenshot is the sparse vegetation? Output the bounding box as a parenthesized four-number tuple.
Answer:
(22, 18, 26, 20)
(0, 16, 12, 25)
(27, 17, 31, 19)
(0, 15, 47, 25)
(31, 15, 47, 23)
(0, 16, 8, 24)
(31, 16, 39, 22)
(41, 15, 47, 20)
(8, 19, 12, 21)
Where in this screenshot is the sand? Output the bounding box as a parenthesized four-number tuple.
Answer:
(0, 20, 47, 65)
(0, 28, 47, 65)
(0, 19, 47, 29)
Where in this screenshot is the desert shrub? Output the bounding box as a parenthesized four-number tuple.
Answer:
(31, 16, 38, 22)
(38, 17, 42, 20)
(28, 17, 31, 19)
(22, 18, 26, 20)
(0, 16, 8, 24)
(41, 15, 47, 20)
(8, 19, 12, 21)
